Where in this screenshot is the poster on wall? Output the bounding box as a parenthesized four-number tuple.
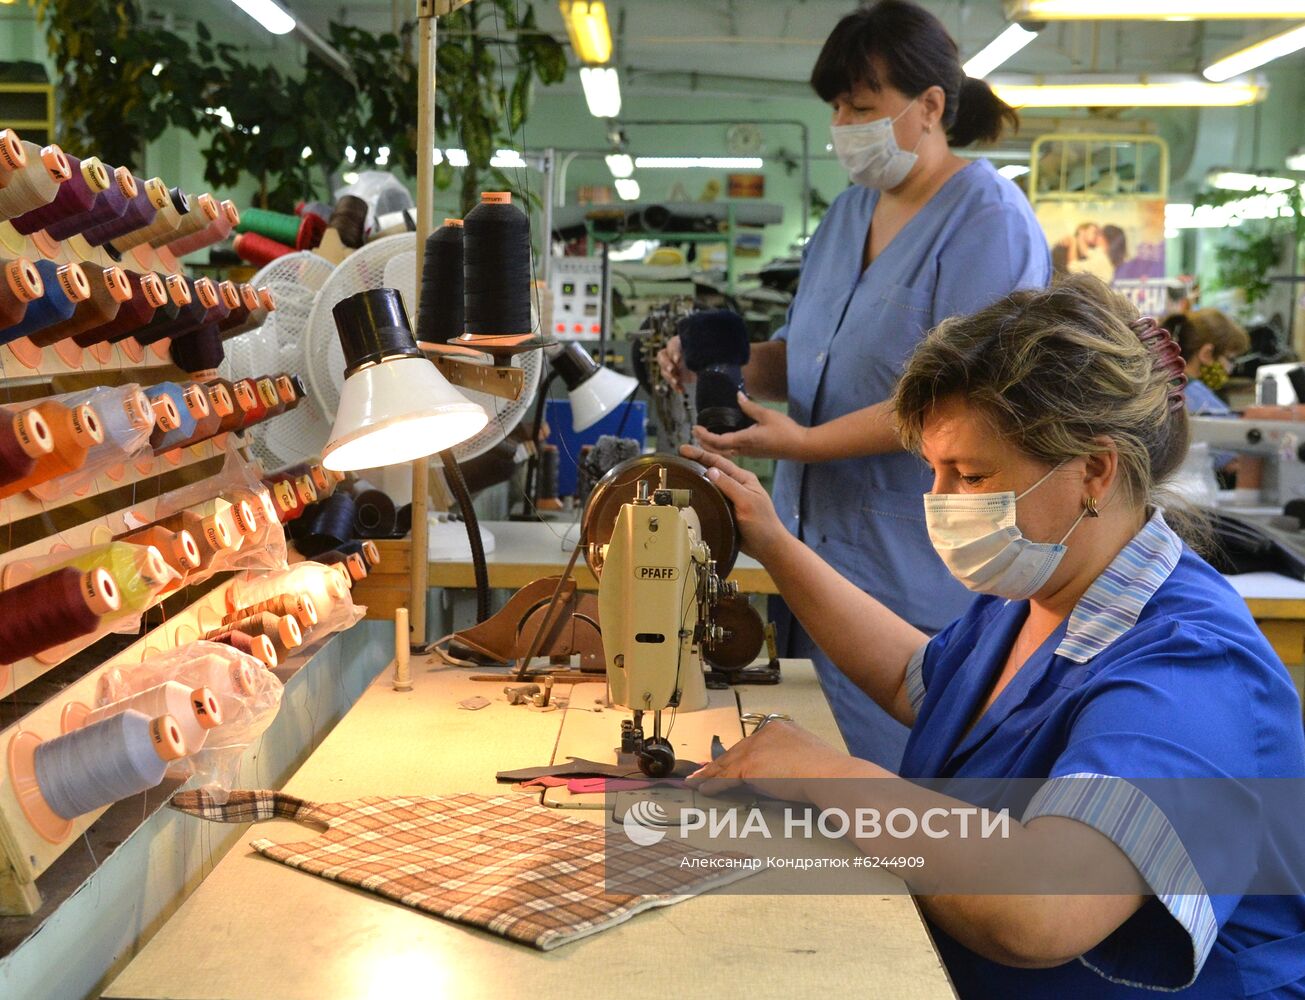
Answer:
(1036, 198, 1170, 316)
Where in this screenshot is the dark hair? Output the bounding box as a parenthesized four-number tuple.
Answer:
(811, 0, 1020, 147)
(1102, 224, 1128, 268)
(1164, 308, 1251, 363)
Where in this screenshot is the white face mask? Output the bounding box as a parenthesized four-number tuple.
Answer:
(923, 464, 1090, 601)
(830, 99, 921, 191)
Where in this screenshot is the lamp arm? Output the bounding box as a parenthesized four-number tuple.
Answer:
(440, 448, 491, 624)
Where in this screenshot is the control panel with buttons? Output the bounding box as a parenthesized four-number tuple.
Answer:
(549, 255, 607, 341)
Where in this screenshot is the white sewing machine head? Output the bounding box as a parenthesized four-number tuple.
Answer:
(582, 454, 762, 776)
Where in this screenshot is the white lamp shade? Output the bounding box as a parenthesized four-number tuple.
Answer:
(323, 356, 488, 472)
(569, 365, 638, 432)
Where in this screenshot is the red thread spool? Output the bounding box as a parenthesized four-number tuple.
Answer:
(296, 211, 327, 251)
(233, 231, 293, 268)
(0, 406, 53, 489)
(265, 478, 298, 524)
(237, 377, 273, 429)
(0, 567, 119, 664)
(73, 271, 166, 347)
(0, 128, 29, 188)
(219, 378, 258, 434)
(27, 264, 132, 346)
(167, 199, 237, 257)
(0, 258, 44, 330)
(0, 402, 104, 498)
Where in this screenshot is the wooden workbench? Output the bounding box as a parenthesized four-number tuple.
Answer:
(104, 659, 954, 1000)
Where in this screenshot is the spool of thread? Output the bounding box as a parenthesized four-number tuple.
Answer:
(173, 380, 225, 448)
(417, 218, 464, 346)
(224, 592, 318, 631)
(112, 274, 191, 345)
(157, 505, 236, 569)
(258, 375, 287, 418)
(290, 491, 358, 557)
(27, 263, 132, 346)
(269, 373, 298, 412)
(219, 284, 275, 340)
(0, 401, 103, 497)
(82, 176, 168, 247)
(151, 192, 217, 248)
(113, 186, 188, 251)
(144, 387, 181, 443)
(45, 165, 136, 240)
(231, 484, 279, 532)
(264, 478, 299, 524)
(0, 142, 70, 220)
(33, 710, 185, 820)
(28, 385, 154, 499)
(185, 380, 233, 445)
(218, 378, 258, 434)
(0, 257, 44, 330)
(153, 382, 209, 454)
(216, 283, 258, 335)
(0, 260, 91, 344)
(295, 210, 327, 251)
(169, 323, 224, 375)
(351, 480, 397, 537)
(211, 630, 278, 668)
(166, 199, 238, 257)
(396, 503, 412, 535)
(233, 232, 293, 267)
(0, 128, 28, 188)
(9, 154, 110, 235)
(118, 525, 201, 581)
(56, 542, 170, 617)
(235, 206, 300, 244)
(462, 192, 532, 336)
(205, 611, 301, 654)
(144, 382, 195, 452)
(73, 270, 166, 347)
(277, 462, 334, 497)
(0, 567, 119, 664)
(329, 539, 381, 568)
(238, 377, 275, 429)
(134, 276, 215, 345)
(327, 195, 368, 248)
(320, 549, 368, 581)
(83, 682, 221, 754)
(0, 406, 52, 490)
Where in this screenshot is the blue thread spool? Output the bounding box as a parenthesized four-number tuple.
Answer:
(0, 260, 90, 345)
(144, 382, 197, 453)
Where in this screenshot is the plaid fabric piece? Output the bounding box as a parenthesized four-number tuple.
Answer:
(171, 789, 757, 950)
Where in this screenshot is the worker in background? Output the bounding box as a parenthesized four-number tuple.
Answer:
(685, 275, 1305, 998)
(658, 0, 1050, 768)
(1166, 308, 1250, 481)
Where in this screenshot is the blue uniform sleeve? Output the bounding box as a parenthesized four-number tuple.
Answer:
(1022, 629, 1268, 990)
(934, 205, 1051, 322)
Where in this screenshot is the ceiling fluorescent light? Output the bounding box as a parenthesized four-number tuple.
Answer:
(580, 67, 622, 119)
(445, 148, 469, 167)
(963, 24, 1040, 79)
(615, 178, 641, 200)
(990, 75, 1266, 107)
(228, 0, 296, 34)
(1204, 24, 1305, 82)
(1287, 149, 1305, 171)
(606, 153, 634, 178)
(490, 149, 525, 168)
(1007, 0, 1305, 19)
(560, 1, 612, 64)
(1208, 171, 1298, 192)
(634, 156, 764, 169)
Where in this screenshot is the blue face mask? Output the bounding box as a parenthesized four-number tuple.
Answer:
(829, 99, 920, 190)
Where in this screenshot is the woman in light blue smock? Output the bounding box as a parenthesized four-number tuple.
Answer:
(661, 1, 1050, 769)
(684, 276, 1305, 998)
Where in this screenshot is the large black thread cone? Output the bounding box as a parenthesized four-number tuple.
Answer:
(332, 288, 423, 376)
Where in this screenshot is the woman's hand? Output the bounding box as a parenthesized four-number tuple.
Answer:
(680, 444, 791, 562)
(656, 335, 695, 393)
(694, 393, 810, 461)
(685, 720, 858, 800)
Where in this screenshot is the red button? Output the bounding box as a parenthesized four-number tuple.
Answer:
(573, 323, 583, 332)
(555, 323, 565, 332)
(590, 324, 600, 333)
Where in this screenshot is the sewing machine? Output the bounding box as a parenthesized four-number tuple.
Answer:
(582, 454, 764, 776)
(1189, 413, 1305, 508)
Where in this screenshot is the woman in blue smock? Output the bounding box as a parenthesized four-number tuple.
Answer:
(684, 275, 1305, 998)
(659, 0, 1051, 769)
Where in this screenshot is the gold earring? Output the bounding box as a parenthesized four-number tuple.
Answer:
(1083, 496, 1100, 517)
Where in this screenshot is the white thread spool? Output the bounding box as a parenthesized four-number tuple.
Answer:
(393, 607, 412, 691)
(0, 142, 69, 219)
(33, 710, 185, 820)
(82, 682, 222, 754)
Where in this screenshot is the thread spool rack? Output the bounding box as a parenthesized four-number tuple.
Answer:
(0, 164, 318, 915)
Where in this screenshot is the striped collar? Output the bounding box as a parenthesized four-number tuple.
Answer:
(1055, 509, 1183, 664)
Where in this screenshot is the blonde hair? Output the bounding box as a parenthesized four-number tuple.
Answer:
(894, 274, 1189, 516)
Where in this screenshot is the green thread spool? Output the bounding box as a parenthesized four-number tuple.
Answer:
(234, 207, 301, 246)
(55, 542, 170, 616)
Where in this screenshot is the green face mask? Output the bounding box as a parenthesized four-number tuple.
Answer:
(1200, 361, 1229, 392)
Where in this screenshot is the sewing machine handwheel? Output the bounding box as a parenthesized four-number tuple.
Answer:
(703, 593, 766, 671)
(638, 738, 677, 778)
(581, 453, 739, 579)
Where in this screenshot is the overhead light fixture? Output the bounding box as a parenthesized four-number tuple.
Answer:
(490, 148, 525, 168)
(634, 156, 764, 169)
(990, 75, 1266, 107)
(227, 0, 296, 34)
(560, 1, 613, 64)
(606, 153, 634, 178)
(323, 288, 487, 472)
(549, 342, 638, 432)
(963, 23, 1040, 79)
(580, 66, 622, 118)
(1007, 0, 1305, 19)
(1203, 23, 1305, 82)
(445, 148, 469, 167)
(1208, 170, 1298, 192)
(1288, 149, 1305, 171)
(615, 178, 641, 200)
(998, 164, 1031, 179)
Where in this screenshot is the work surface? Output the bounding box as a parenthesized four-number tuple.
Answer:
(105, 659, 954, 1000)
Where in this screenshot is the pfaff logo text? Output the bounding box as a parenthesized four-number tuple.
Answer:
(637, 566, 678, 580)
